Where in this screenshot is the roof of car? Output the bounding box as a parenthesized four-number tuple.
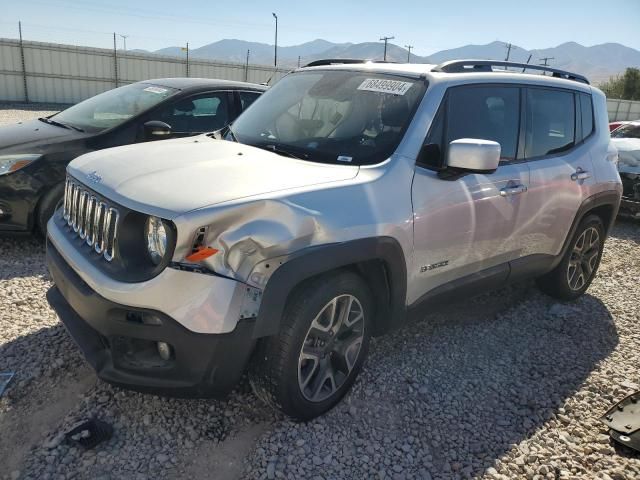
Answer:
(298, 60, 593, 90)
(140, 78, 268, 91)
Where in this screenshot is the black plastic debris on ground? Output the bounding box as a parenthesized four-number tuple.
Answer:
(65, 418, 113, 450)
(0, 372, 15, 398)
(601, 391, 640, 453)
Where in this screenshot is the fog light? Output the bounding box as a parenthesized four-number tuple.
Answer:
(157, 342, 172, 361)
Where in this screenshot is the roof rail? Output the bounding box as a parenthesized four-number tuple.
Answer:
(303, 58, 394, 68)
(432, 60, 589, 85)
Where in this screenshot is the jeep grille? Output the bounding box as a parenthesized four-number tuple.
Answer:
(62, 177, 119, 261)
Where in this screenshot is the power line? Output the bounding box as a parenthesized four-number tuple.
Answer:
(405, 45, 413, 63)
(539, 56, 554, 67)
(380, 35, 394, 61)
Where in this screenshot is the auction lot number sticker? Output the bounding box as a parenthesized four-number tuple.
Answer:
(357, 78, 413, 95)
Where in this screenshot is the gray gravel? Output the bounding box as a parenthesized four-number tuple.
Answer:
(1, 106, 640, 479)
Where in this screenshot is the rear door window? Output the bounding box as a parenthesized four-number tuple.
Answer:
(524, 88, 576, 158)
(239, 91, 261, 111)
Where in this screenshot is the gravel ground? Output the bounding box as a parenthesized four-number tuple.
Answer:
(1, 106, 640, 480)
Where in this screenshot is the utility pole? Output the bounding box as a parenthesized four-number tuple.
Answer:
(298, 56, 301, 68)
(405, 45, 413, 63)
(119, 34, 128, 51)
(18, 21, 28, 103)
(539, 56, 554, 67)
(272, 13, 278, 67)
(380, 35, 394, 61)
(504, 42, 515, 61)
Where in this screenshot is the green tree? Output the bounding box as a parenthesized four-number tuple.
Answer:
(600, 68, 640, 100)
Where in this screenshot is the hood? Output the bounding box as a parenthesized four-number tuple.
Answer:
(0, 118, 86, 152)
(68, 136, 360, 217)
(611, 138, 640, 173)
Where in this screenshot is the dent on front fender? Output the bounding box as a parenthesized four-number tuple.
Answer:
(177, 199, 331, 285)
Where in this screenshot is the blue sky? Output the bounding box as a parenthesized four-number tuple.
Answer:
(2, 0, 639, 54)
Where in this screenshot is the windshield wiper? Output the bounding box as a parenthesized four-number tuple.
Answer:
(38, 117, 84, 132)
(260, 144, 309, 160)
(38, 117, 70, 130)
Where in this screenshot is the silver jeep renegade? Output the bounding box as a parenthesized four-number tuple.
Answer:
(46, 60, 622, 420)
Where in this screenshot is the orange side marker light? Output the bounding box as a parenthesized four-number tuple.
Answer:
(185, 246, 218, 262)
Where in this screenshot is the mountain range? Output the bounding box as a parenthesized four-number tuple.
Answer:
(148, 39, 640, 84)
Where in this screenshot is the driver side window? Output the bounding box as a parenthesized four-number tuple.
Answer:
(154, 92, 231, 134)
(421, 85, 521, 169)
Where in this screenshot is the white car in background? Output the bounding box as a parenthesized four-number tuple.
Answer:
(611, 121, 640, 217)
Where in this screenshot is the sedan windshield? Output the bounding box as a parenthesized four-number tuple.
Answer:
(612, 123, 640, 139)
(230, 70, 427, 165)
(52, 83, 178, 132)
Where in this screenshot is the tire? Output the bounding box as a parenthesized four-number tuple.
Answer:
(536, 214, 605, 301)
(36, 183, 64, 236)
(250, 270, 373, 421)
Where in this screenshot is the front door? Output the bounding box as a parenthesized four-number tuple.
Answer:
(409, 84, 529, 304)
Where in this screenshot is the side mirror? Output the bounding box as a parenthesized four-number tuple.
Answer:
(446, 138, 501, 173)
(144, 120, 172, 139)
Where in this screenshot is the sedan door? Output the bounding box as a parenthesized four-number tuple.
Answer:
(409, 84, 529, 304)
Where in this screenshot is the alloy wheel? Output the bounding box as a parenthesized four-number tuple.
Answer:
(567, 226, 601, 291)
(297, 294, 365, 403)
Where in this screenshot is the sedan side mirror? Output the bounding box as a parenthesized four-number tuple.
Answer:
(446, 138, 501, 174)
(144, 120, 172, 139)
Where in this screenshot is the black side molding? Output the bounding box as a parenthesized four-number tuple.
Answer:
(254, 237, 407, 338)
(550, 190, 621, 271)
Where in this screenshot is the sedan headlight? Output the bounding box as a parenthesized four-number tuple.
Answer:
(145, 216, 168, 265)
(0, 154, 42, 176)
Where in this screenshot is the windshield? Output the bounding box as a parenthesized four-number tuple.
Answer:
(52, 83, 178, 132)
(230, 70, 427, 165)
(612, 123, 640, 139)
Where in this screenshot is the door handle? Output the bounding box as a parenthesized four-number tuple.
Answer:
(571, 169, 591, 181)
(500, 184, 528, 197)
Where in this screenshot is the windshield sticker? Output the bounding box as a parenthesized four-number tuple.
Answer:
(337, 155, 353, 163)
(357, 78, 413, 96)
(143, 86, 168, 94)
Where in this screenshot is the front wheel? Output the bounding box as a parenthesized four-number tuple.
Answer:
(536, 214, 605, 300)
(250, 271, 373, 420)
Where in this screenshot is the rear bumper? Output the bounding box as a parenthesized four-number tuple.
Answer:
(46, 240, 257, 397)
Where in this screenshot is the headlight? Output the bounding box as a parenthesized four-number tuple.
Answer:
(145, 216, 167, 265)
(0, 154, 42, 176)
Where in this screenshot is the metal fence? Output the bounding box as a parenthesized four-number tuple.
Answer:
(0, 38, 290, 104)
(607, 98, 640, 122)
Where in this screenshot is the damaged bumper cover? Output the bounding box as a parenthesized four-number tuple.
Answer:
(46, 239, 258, 397)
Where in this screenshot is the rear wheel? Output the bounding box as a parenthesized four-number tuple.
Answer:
(250, 271, 372, 420)
(536, 214, 605, 300)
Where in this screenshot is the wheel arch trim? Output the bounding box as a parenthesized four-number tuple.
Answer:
(253, 236, 408, 338)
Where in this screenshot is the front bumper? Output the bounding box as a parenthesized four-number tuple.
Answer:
(46, 240, 257, 397)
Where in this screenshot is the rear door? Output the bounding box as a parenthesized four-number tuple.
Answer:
(518, 87, 596, 259)
(410, 84, 530, 303)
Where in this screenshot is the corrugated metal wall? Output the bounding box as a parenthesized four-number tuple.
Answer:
(607, 98, 640, 122)
(0, 38, 289, 104)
